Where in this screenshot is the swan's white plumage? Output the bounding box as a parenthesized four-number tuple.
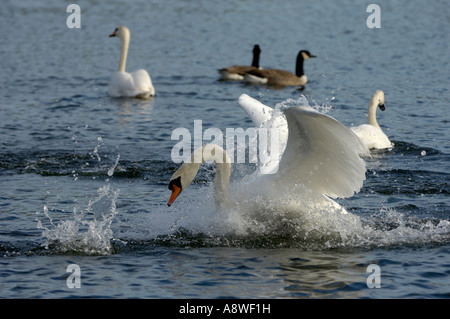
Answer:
(239, 94, 368, 198)
(168, 94, 369, 215)
(238, 94, 274, 127)
(278, 105, 369, 199)
(109, 26, 155, 99)
(109, 69, 154, 99)
(350, 90, 392, 150)
(351, 124, 391, 150)
(238, 94, 287, 174)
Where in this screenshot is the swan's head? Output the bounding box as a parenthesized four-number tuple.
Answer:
(109, 26, 130, 40)
(372, 90, 385, 111)
(167, 144, 231, 207)
(299, 50, 317, 60)
(167, 162, 200, 207)
(168, 176, 182, 207)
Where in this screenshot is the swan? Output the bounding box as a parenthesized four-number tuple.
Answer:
(108, 26, 155, 99)
(350, 90, 393, 150)
(237, 94, 288, 174)
(218, 45, 262, 81)
(168, 144, 232, 209)
(243, 50, 316, 88)
(168, 95, 369, 216)
(238, 94, 374, 173)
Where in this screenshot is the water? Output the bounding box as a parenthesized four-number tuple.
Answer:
(1, 0, 449, 299)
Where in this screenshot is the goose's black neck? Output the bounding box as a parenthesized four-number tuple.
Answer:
(251, 45, 261, 68)
(295, 52, 305, 77)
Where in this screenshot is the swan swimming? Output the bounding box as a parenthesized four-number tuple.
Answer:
(167, 95, 369, 217)
(243, 50, 316, 88)
(218, 45, 262, 81)
(350, 90, 392, 150)
(108, 26, 155, 99)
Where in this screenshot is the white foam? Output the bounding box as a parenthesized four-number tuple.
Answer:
(37, 184, 120, 255)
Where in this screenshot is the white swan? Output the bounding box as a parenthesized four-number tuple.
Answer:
(350, 90, 392, 150)
(218, 45, 262, 81)
(168, 144, 232, 209)
(168, 95, 369, 216)
(243, 50, 315, 87)
(237, 94, 288, 174)
(108, 26, 155, 99)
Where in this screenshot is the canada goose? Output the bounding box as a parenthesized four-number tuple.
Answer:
(243, 50, 316, 87)
(218, 45, 261, 81)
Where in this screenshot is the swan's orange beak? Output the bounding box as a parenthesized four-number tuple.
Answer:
(109, 31, 117, 37)
(168, 185, 181, 207)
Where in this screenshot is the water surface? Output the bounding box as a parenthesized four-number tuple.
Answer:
(0, 0, 449, 299)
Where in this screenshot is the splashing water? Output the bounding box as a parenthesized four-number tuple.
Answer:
(275, 95, 332, 114)
(36, 184, 120, 255)
(137, 186, 450, 250)
(137, 95, 449, 250)
(357, 208, 450, 248)
(108, 154, 121, 177)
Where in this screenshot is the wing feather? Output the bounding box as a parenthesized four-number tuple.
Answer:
(238, 94, 274, 126)
(278, 106, 369, 198)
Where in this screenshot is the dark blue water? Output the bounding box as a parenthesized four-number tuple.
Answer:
(0, 0, 449, 299)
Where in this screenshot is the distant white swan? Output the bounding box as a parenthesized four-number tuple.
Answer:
(168, 95, 369, 215)
(219, 45, 262, 81)
(350, 90, 392, 150)
(243, 50, 315, 88)
(108, 26, 155, 99)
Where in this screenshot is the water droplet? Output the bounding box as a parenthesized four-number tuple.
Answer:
(108, 154, 121, 177)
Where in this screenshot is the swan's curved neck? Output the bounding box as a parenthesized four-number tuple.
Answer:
(213, 161, 231, 208)
(176, 145, 232, 209)
(118, 33, 130, 72)
(368, 97, 380, 128)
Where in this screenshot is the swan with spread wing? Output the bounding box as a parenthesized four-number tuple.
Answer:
(167, 94, 369, 215)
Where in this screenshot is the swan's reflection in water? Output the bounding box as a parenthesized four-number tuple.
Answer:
(158, 247, 370, 298)
(111, 97, 155, 127)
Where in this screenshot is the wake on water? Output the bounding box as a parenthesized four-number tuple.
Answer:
(35, 159, 450, 255)
(35, 178, 450, 255)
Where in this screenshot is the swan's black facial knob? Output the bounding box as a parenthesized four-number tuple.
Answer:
(109, 28, 118, 37)
(168, 176, 182, 206)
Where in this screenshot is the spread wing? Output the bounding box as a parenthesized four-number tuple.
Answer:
(277, 105, 369, 198)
